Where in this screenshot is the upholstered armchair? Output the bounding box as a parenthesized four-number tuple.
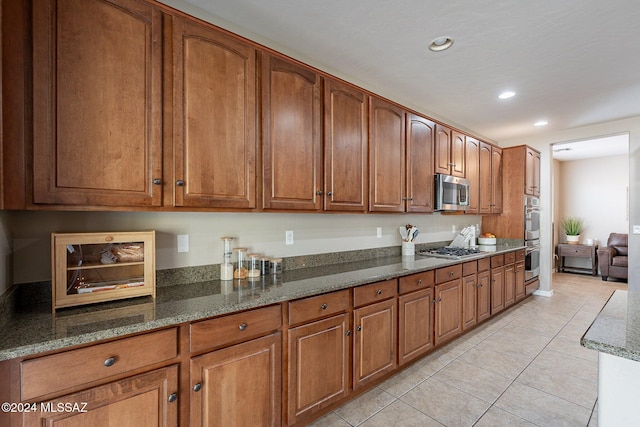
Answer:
(597, 233, 628, 281)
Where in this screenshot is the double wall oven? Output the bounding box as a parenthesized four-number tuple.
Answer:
(525, 196, 540, 281)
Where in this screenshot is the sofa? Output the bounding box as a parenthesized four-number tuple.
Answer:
(597, 233, 628, 281)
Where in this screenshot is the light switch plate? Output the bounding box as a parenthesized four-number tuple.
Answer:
(377, 227, 383, 238)
(633, 225, 640, 235)
(177, 234, 189, 252)
(285, 230, 294, 245)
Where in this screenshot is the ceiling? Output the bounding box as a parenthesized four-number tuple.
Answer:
(552, 133, 628, 161)
(165, 0, 640, 143)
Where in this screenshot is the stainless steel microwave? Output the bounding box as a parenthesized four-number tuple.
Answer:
(434, 174, 470, 211)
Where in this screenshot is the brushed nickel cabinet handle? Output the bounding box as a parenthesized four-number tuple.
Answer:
(104, 357, 116, 367)
(152, 178, 162, 185)
(239, 323, 247, 331)
(321, 303, 327, 310)
(376, 289, 383, 295)
(346, 330, 351, 336)
(357, 325, 362, 332)
(193, 383, 202, 392)
(176, 180, 185, 186)
(168, 393, 177, 403)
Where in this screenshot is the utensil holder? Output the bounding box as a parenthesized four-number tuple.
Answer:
(402, 241, 415, 256)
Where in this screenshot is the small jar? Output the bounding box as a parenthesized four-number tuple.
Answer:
(260, 256, 271, 275)
(270, 258, 283, 275)
(220, 237, 234, 281)
(233, 248, 248, 279)
(247, 253, 261, 280)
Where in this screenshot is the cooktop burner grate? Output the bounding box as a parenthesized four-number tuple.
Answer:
(417, 246, 480, 259)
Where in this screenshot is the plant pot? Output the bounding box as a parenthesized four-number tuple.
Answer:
(566, 235, 580, 245)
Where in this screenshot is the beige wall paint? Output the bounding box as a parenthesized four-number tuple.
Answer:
(6, 210, 481, 285)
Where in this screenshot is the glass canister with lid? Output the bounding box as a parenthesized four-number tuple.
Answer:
(233, 248, 248, 279)
(220, 237, 234, 280)
(247, 253, 261, 280)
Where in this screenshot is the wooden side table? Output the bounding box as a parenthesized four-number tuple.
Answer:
(556, 243, 598, 276)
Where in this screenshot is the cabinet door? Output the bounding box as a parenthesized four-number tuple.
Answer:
(288, 313, 350, 425)
(451, 131, 466, 178)
(33, 0, 163, 207)
(324, 79, 368, 212)
(491, 266, 505, 314)
(515, 260, 526, 301)
(526, 147, 541, 196)
(353, 298, 397, 389)
(191, 333, 281, 427)
(504, 263, 516, 308)
(23, 365, 178, 427)
(369, 97, 405, 212)
(462, 274, 477, 331)
(398, 287, 434, 366)
(406, 114, 435, 212)
(434, 124, 452, 175)
(465, 137, 480, 214)
(173, 18, 256, 208)
(262, 54, 322, 210)
(491, 146, 503, 213)
(477, 270, 491, 322)
(434, 279, 462, 346)
(478, 142, 492, 214)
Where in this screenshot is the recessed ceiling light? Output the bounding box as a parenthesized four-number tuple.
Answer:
(498, 91, 516, 99)
(534, 120, 548, 127)
(429, 36, 454, 52)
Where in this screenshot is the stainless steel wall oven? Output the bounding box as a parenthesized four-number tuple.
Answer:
(524, 196, 540, 281)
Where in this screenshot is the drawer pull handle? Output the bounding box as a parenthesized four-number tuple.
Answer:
(168, 393, 177, 403)
(376, 289, 383, 295)
(321, 303, 327, 310)
(193, 383, 202, 392)
(449, 271, 454, 276)
(357, 325, 362, 332)
(104, 357, 116, 367)
(346, 330, 351, 336)
(417, 279, 423, 285)
(239, 323, 247, 331)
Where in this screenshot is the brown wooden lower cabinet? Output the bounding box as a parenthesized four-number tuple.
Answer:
(491, 266, 505, 314)
(287, 313, 350, 425)
(504, 262, 516, 308)
(462, 273, 478, 331)
(353, 297, 397, 389)
(22, 365, 179, 427)
(434, 278, 463, 346)
(190, 333, 281, 427)
(477, 269, 492, 322)
(398, 287, 434, 366)
(515, 260, 526, 301)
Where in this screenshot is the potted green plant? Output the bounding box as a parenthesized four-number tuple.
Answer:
(561, 216, 583, 244)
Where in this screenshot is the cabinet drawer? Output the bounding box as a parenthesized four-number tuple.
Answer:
(289, 289, 349, 326)
(491, 254, 505, 268)
(435, 264, 462, 284)
(559, 245, 592, 257)
(399, 270, 434, 295)
(191, 304, 281, 354)
(516, 249, 526, 261)
(462, 261, 477, 276)
(21, 328, 177, 401)
(478, 257, 490, 272)
(354, 279, 397, 308)
(505, 251, 516, 264)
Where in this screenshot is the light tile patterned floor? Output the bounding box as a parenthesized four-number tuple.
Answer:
(308, 273, 626, 427)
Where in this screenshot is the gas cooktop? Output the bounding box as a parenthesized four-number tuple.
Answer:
(417, 246, 481, 260)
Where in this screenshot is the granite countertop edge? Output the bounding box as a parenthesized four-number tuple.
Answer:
(580, 289, 640, 363)
(0, 244, 526, 361)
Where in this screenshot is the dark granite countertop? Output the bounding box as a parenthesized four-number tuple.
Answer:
(581, 290, 640, 362)
(0, 244, 525, 361)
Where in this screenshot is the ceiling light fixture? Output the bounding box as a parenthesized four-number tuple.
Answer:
(498, 91, 516, 99)
(429, 36, 454, 52)
(534, 120, 548, 127)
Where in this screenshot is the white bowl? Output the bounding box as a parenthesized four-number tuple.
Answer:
(478, 237, 497, 245)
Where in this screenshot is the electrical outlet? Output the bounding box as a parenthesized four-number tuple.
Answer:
(285, 230, 294, 245)
(177, 235, 189, 252)
(633, 225, 640, 235)
(377, 227, 383, 238)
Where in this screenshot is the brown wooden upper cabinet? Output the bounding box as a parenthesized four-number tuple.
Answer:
(369, 97, 406, 212)
(172, 17, 257, 209)
(465, 136, 480, 214)
(262, 54, 322, 211)
(479, 142, 502, 214)
(525, 147, 541, 196)
(32, 0, 163, 207)
(406, 114, 436, 213)
(324, 79, 369, 212)
(434, 125, 465, 177)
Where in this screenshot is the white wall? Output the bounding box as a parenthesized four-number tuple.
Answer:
(504, 116, 640, 293)
(6, 210, 481, 285)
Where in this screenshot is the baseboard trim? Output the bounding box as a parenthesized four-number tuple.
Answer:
(533, 289, 554, 297)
